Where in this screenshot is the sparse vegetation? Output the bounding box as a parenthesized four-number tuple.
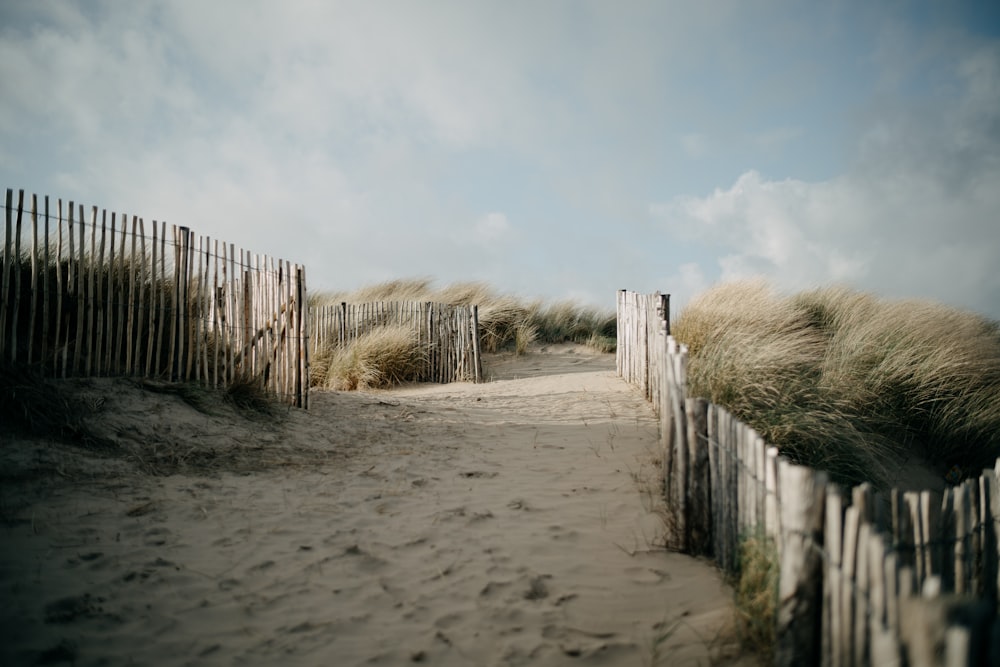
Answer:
(673, 280, 1000, 487)
(731, 531, 777, 664)
(0, 362, 95, 444)
(311, 325, 428, 390)
(310, 278, 617, 390)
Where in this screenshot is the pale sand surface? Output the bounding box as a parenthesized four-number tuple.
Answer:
(1, 345, 752, 666)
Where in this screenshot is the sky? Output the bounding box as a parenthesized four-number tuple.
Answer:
(1, 1, 999, 318)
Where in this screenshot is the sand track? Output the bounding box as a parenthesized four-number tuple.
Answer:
(1, 346, 750, 666)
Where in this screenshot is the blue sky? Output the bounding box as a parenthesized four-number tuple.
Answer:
(2, 1, 999, 317)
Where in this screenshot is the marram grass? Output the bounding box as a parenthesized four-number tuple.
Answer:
(311, 325, 428, 391)
(732, 532, 777, 665)
(673, 280, 1000, 488)
(310, 279, 617, 390)
(311, 278, 616, 355)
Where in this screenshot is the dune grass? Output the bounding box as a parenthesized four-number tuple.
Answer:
(312, 278, 616, 353)
(732, 531, 778, 664)
(673, 280, 1000, 488)
(310, 278, 617, 389)
(311, 325, 428, 391)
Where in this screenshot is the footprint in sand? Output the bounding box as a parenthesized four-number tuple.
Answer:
(143, 526, 171, 547)
(44, 593, 121, 625)
(342, 544, 387, 570)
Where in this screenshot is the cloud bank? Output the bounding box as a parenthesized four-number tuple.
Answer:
(1, 1, 998, 317)
(653, 42, 1000, 317)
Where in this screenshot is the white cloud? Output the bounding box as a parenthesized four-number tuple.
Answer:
(650, 34, 1000, 318)
(2, 1, 998, 315)
(655, 161, 1000, 315)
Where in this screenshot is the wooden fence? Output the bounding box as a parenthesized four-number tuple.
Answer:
(1, 188, 309, 407)
(310, 301, 483, 384)
(617, 289, 1000, 667)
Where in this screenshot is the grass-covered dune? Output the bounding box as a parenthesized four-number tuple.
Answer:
(673, 280, 1000, 489)
(309, 278, 616, 390)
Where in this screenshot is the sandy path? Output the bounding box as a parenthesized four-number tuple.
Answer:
(1, 347, 748, 666)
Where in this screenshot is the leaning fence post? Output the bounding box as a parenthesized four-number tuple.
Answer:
(775, 461, 828, 667)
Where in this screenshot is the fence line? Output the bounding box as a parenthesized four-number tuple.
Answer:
(309, 301, 483, 384)
(1, 188, 309, 407)
(616, 289, 1000, 667)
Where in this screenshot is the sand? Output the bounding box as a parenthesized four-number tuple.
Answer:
(1, 345, 752, 666)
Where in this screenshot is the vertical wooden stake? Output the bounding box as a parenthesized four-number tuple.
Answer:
(775, 462, 827, 667)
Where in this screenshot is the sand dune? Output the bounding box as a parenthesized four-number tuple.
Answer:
(1, 345, 751, 666)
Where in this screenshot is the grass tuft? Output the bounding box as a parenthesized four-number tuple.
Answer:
(225, 373, 282, 419)
(0, 363, 89, 441)
(312, 325, 428, 390)
(732, 532, 777, 664)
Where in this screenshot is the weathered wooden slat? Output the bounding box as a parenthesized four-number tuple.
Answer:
(954, 482, 970, 595)
(294, 263, 306, 403)
(840, 504, 860, 667)
(28, 194, 39, 365)
(685, 397, 711, 555)
(83, 205, 97, 376)
(211, 238, 221, 388)
(852, 523, 871, 667)
(125, 216, 138, 375)
(706, 403, 720, 562)
(883, 551, 901, 653)
(823, 487, 843, 667)
(0, 189, 12, 361)
(146, 220, 158, 376)
(55, 199, 67, 377)
(922, 490, 943, 586)
(99, 211, 111, 372)
(26, 195, 44, 364)
(985, 466, 1000, 603)
(725, 408, 739, 573)
(775, 462, 827, 667)
(138, 217, 151, 377)
(168, 226, 181, 380)
(866, 528, 888, 664)
(10, 190, 25, 365)
(113, 214, 127, 374)
(941, 487, 956, 593)
(71, 203, 84, 374)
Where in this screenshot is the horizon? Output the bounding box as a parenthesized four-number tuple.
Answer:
(2, 1, 998, 318)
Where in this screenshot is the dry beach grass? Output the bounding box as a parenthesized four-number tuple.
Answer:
(673, 280, 1000, 489)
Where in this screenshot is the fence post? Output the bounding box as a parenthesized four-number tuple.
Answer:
(472, 304, 482, 383)
(1, 189, 13, 363)
(296, 265, 308, 408)
(824, 486, 844, 667)
(686, 397, 711, 556)
(663, 336, 688, 551)
(775, 462, 828, 667)
(660, 292, 670, 336)
(10, 190, 25, 365)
